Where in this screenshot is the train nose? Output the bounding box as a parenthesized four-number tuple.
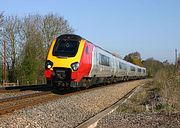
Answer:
(53, 68, 71, 80)
(56, 70, 66, 79)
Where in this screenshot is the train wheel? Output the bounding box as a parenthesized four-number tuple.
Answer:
(81, 79, 91, 89)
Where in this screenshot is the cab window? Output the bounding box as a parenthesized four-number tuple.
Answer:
(86, 46, 89, 54)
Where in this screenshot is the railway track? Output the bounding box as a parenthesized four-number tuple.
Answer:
(76, 85, 142, 128)
(0, 80, 147, 116)
(0, 84, 50, 93)
(0, 82, 125, 115)
(0, 91, 55, 115)
(0, 79, 151, 127)
(0, 91, 52, 104)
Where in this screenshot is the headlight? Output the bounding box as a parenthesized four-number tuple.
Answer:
(45, 60, 53, 69)
(71, 62, 79, 71)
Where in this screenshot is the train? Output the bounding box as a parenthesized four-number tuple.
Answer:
(44, 34, 146, 88)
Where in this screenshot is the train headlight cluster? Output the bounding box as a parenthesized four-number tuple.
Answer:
(45, 60, 53, 69)
(71, 62, 79, 71)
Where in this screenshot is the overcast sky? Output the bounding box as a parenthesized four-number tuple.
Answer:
(0, 0, 180, 63)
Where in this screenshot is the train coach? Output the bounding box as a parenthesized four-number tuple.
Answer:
(44, 34, 146, 88)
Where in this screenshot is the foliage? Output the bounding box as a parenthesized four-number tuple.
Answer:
(178, 56, 180, 67)
(3, 16, 22, 82)
(124, 52, 143, 66)
(42, 13, 74, 50)
(0, 12, 3, 27)
(142, 58, 164, 77)
(0, 12, 74, 84)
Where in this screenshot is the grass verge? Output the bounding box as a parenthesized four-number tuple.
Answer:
(117, 67, 180, 114)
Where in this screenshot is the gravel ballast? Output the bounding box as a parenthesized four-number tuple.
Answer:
(0, 91, 41, 99)
(96, 112, 180, 128)
(0, 80, 146, 128)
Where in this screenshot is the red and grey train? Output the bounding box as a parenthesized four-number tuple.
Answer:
(44, 34, 146, 88)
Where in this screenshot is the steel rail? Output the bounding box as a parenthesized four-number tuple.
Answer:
(76, 85, 142, 128)
(0, 80, 147, 116)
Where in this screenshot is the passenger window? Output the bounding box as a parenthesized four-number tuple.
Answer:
(130, 66, 135, 71)
(99, 53, 110, 66)
(119, 62, 122, 69)
(86, 46, 89, 54)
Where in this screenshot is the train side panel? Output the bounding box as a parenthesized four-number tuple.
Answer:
(89, 46, 114, 78)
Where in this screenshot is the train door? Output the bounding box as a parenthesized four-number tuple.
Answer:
(88, 45, 98, 77)
(85, 43, 91, 74)
(94, 48, 99, 75)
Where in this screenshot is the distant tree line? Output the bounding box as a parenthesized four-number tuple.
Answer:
(124, 52, 143, 67)
(0, 12, 74, 84)
(124, 52, 169, 77)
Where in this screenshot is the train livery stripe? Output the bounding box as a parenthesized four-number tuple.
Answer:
(71, 40, 94, 82)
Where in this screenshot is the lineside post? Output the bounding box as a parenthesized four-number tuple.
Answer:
(3, 39, 6, 86)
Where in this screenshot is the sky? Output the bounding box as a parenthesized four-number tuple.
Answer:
(0, 0, 180, 63)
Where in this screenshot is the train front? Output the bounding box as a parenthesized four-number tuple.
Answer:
(44, 34, 86, 88)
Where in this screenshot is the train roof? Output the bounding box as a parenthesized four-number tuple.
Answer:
(58, 34, 113, 56)
(59, 34, 146, 69)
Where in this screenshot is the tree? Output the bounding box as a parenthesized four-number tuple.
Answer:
(142, 58, 164, 77)
(0, 60, 3, 84)
(0, 12, 4, 84)
(0, 13, 74, 84)
(3, 16, 22, 82)
(0, 12, 3, 27)
(42, 13, 74, 51)
(124, 52, 143, 66)
(17, 14, 44, 84)
(20, 32, 44, 84)
(178, 54, 180, 68)
(18, 14, 74, 84)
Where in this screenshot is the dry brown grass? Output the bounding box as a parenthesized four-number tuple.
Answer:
(154, 67, 180, 112)
(117, 82, 151, 113)
(117, 67, 180, 114)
